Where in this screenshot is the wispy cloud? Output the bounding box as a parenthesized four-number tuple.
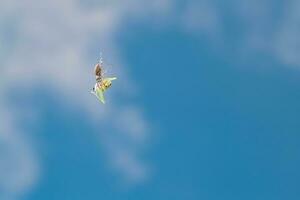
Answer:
(0, 0, 173, 198)
(274, 0, 300, 67)
(0, 105, 39, 200)
(180, 0, 300, 68)
(181, 0, 220, 37)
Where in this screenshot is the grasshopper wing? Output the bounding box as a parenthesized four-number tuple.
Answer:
(107, 77, 117, 81)
(96, 88, 105, 104)
(91, 87, 105, 104)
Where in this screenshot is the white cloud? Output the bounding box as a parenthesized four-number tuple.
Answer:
(233, 0, 300, 67)
(0, 105, 39, 200)
(0, 0, 174, 198)
(113, 150, 150, 184)
(274, 0, 300, 67)
(180, 0, 300, 68)
(115, 107, 149, 144)
(181, 0, 219, 37)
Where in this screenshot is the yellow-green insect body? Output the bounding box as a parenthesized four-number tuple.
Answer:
(92, 77, 117, 104)
(100, 78, 116, 91)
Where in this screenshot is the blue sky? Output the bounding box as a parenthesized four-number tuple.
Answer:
(1, 0, 300, 200)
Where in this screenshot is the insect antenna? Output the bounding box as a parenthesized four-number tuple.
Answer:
(97, 52, 114, 77)
(98, 52, 103, 65)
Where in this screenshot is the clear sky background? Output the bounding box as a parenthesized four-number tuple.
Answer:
(1, 0, 300, 200)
